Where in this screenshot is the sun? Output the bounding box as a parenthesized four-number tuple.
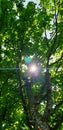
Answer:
(29, 64, 38, 73)
(30, 65, 37, 72)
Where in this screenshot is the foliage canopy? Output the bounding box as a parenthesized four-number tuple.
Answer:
(0, 0, 63, 130)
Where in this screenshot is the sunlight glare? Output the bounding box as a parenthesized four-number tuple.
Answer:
(30, 65, 37, 73)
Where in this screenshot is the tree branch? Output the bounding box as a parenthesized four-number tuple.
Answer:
(51, 100, 63, 115)
(44, 27, 50, 48)
(49, 53, 63, 66)
(52, 114, 63, 130)
(47, 0, 59, 58)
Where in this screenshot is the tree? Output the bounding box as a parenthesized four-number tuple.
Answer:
(0, 0, 63, 130)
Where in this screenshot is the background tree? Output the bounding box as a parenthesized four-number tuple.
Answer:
(0, 0, 63, 130)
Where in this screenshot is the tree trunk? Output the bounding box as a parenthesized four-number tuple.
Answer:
(22, 79, 50, 130)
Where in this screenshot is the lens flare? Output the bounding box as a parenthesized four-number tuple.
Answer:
(25, 57, 32, 63)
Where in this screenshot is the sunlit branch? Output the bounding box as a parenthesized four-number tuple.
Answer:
(49, 53, 63, 66)
(44, 27, 50, 48)
(47, 0, 59, 58)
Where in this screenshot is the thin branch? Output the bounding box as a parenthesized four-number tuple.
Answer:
(44, 27, 50, 48)
(52, 115, 63, 130)
(50, 100, 63, 130)
(51, 100, 63, 115)
(47, 0, 58, 58)
(49, 53, 63, 66)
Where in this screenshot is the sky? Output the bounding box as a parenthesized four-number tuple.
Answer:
(23, 0, 40, 7)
